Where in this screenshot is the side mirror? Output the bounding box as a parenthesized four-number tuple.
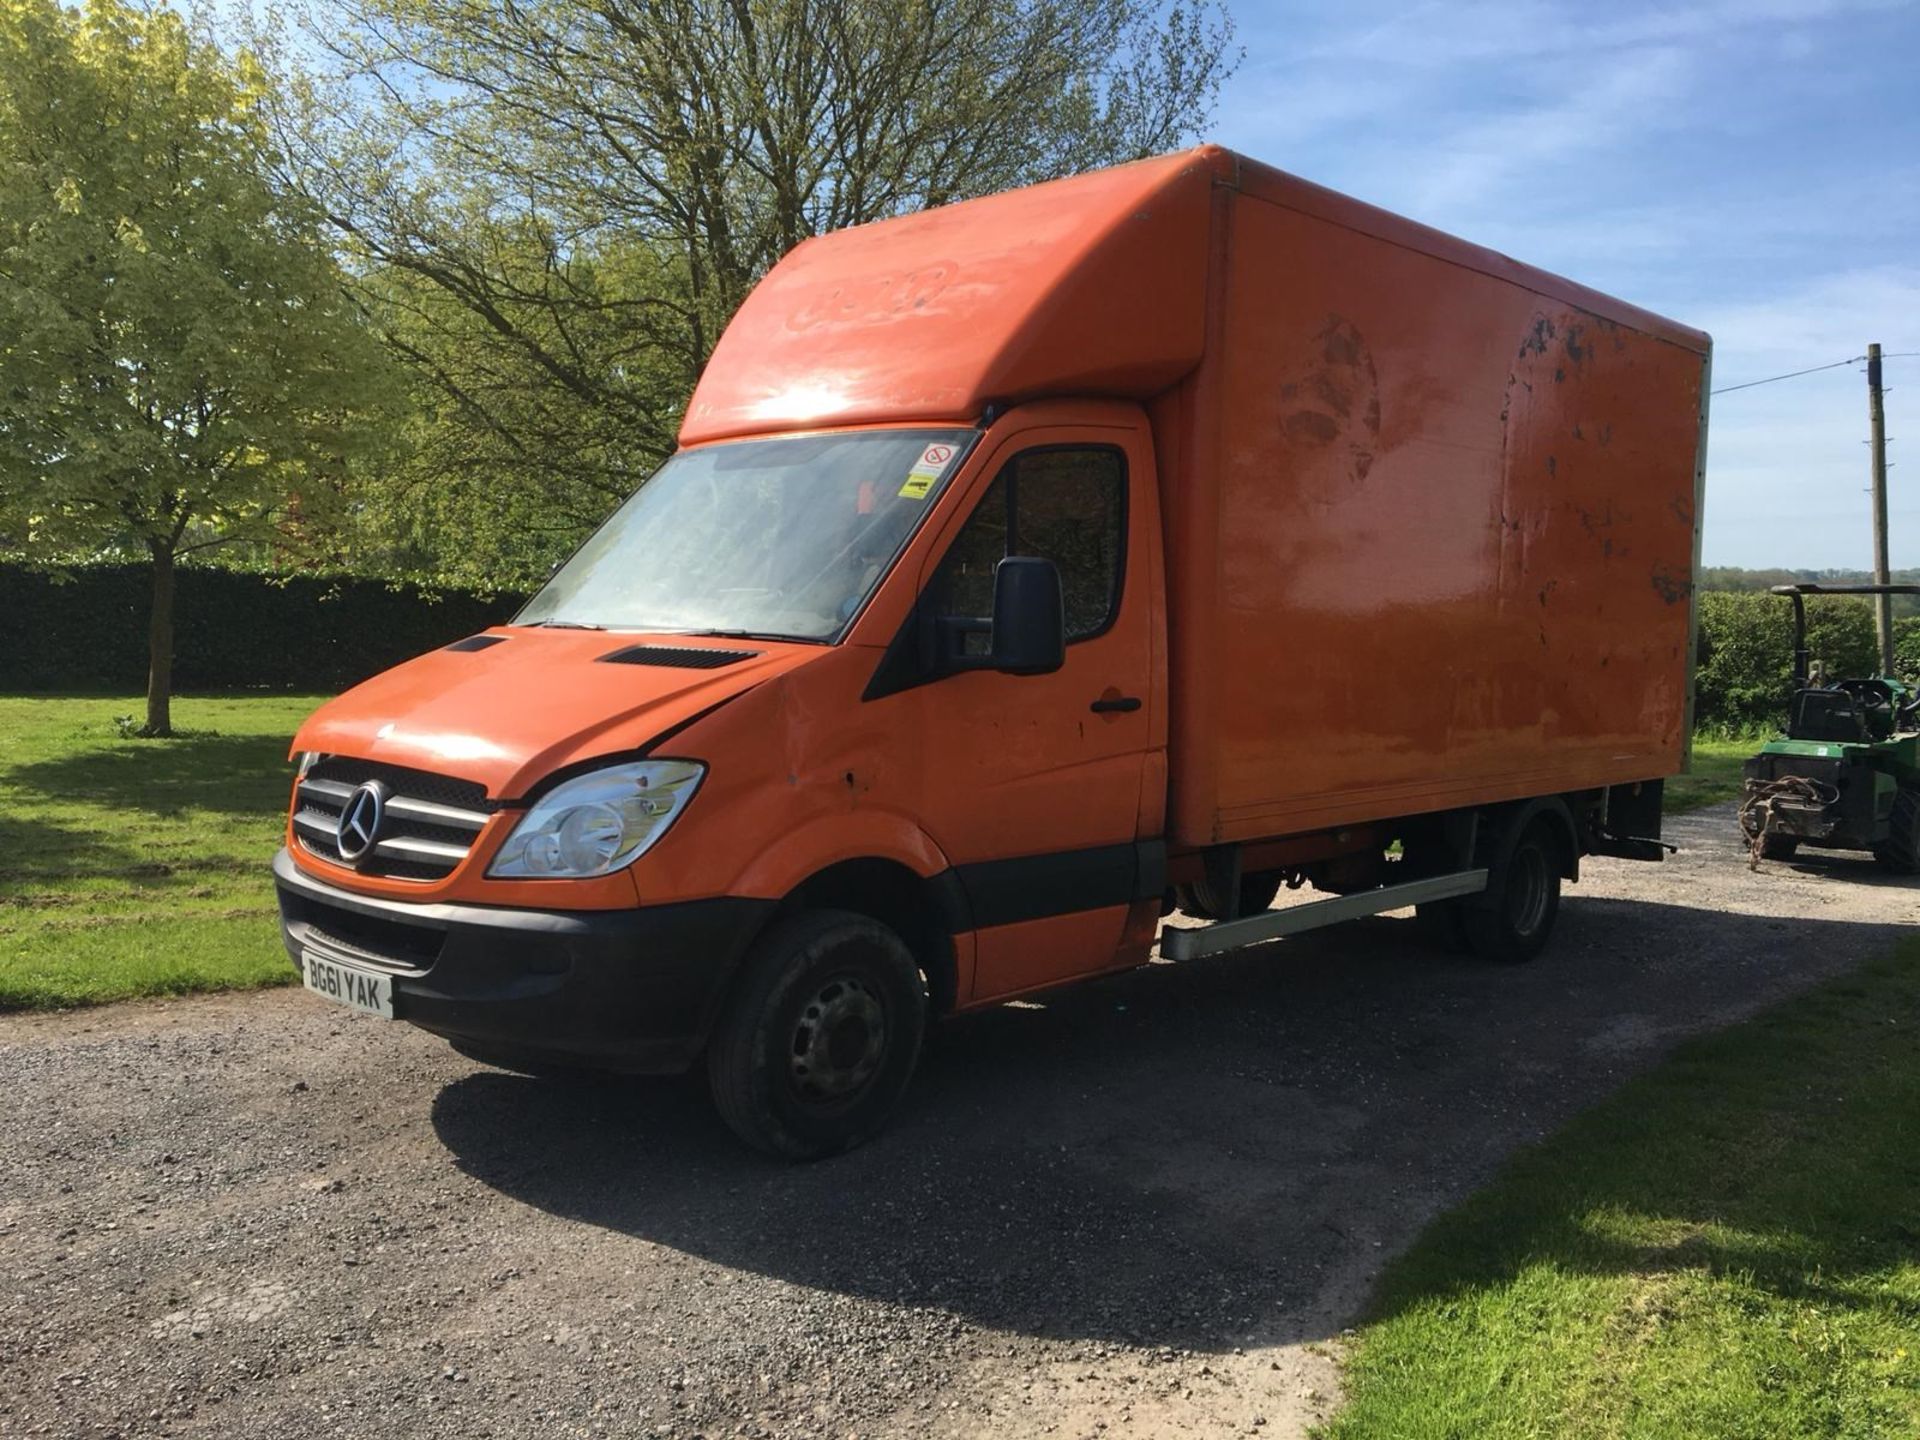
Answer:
(990, 556, 1065, 675)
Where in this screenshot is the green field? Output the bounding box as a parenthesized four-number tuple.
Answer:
(1666, 733, 1757, 814)
(0, 695, 320, 1009)
(1328, 942, 1920, 1439)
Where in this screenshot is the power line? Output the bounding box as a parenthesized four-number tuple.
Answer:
(1713, 356, 1863, 395)
(1712, 352, 1920, 396)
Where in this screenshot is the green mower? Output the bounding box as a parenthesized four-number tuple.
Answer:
(1740, 583, 1920, 872)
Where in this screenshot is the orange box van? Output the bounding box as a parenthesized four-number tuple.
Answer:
(275, 146, 1710, 1156)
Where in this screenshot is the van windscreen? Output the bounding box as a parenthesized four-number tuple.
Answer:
(514, 429, 975, 642)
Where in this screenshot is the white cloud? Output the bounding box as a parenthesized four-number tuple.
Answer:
(1404, 47, 1692, 218)
(1301, 0, 1903, 66)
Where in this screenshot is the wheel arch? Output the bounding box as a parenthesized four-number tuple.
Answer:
(779, 857, 968, 1016)
(1486, 795, 1581, 882)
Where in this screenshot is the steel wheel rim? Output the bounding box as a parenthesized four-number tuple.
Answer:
(788, 974, 887, 1104)
(1508, 845, 1550, 936)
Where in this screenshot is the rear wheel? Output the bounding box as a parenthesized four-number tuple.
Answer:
(1463, 817, 1563, 964)
(1873, 785, 1920, 875)
(707, 910, 927, 1160)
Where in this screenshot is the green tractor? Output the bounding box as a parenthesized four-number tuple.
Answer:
(1740, 583, 1920, 872)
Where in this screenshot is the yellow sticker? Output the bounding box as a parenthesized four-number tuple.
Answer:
(899, 472, 936, 499)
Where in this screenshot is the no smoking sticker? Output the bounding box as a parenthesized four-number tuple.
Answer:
(899, 443, 957, 499)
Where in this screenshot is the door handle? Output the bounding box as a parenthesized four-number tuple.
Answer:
(1090, 695, 1142, 714)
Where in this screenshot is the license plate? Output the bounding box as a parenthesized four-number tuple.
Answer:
(302, 950, 394, 1019)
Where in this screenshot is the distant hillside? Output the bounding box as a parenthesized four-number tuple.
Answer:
(1701, 567, 1920, 618)
(1700, 566, 1920, 590)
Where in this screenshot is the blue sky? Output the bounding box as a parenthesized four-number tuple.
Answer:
(1211, 0, 1920, 569)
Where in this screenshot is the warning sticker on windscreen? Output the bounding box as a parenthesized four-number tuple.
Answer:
(899, 443, 957, 499)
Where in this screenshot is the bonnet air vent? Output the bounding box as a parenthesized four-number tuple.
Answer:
(445, 634, 508, 653)
(597, 644, 760, 670)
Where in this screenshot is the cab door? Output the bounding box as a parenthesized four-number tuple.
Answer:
(870, 412, 1163, 1002)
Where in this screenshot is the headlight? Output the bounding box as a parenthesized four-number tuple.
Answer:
(488, 759, 705, 879)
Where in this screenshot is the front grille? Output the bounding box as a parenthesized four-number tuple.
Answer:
(308, 758, 488, 810)
(292, 758, 495, 882)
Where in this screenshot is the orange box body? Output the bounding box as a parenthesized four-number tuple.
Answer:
(1162, 160, 1708, 846)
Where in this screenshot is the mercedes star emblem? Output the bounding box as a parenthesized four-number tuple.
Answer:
(335, 781, 387, 864)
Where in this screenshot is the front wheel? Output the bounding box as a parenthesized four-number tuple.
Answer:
(1873, 785, 1920, 875)
(1463, 817, 1563, 964)
(706, 909, 927, 1160)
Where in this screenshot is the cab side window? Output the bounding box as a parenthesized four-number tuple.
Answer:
(930, 447, 1125, 653)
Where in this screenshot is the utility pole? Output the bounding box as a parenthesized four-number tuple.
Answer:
(1869, 342, 1893, 675)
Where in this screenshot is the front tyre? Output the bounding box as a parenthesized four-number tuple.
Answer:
(706, 909, 927, 1160)
(1873, 785, 1920, 875)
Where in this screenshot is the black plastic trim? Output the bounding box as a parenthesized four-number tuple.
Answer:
(445, 634, 508, 653)
(863, 596, 935, 701)
(273, 848, 775, 1073)
(949, 838, 1162, 931)
(598, 643, 760, 670)
(925, 867, 976, 936)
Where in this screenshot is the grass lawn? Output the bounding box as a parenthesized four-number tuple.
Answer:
(1327, 941, 1920, 1439)
(0, 694, 321, 1010)
(1666, 734, 1759, 814)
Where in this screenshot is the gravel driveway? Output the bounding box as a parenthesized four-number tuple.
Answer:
(4, 801, 1915, 1440)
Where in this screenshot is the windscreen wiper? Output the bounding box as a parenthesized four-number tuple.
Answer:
(529, 618, 605, 630)
(675, 627, 821, 644)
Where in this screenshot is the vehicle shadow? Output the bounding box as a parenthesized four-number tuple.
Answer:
(1767, 851, 1918, 887)
(430, 891, 1911, 1350)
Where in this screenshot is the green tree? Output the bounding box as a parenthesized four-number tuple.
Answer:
(1694, 591, 1880, 732)
(0, 0, 394, 733)
(1893, 615, 1920, 678)
(262, 0, 1240, 587)
(327, 233, 689, 590)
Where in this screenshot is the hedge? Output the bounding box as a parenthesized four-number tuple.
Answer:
(1, 563, 526, 693)
(1693, 590, 1890, 733)
(2, 564, 1911, 726)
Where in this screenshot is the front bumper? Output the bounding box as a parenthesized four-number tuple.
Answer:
(273, 848, 773, 1073)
